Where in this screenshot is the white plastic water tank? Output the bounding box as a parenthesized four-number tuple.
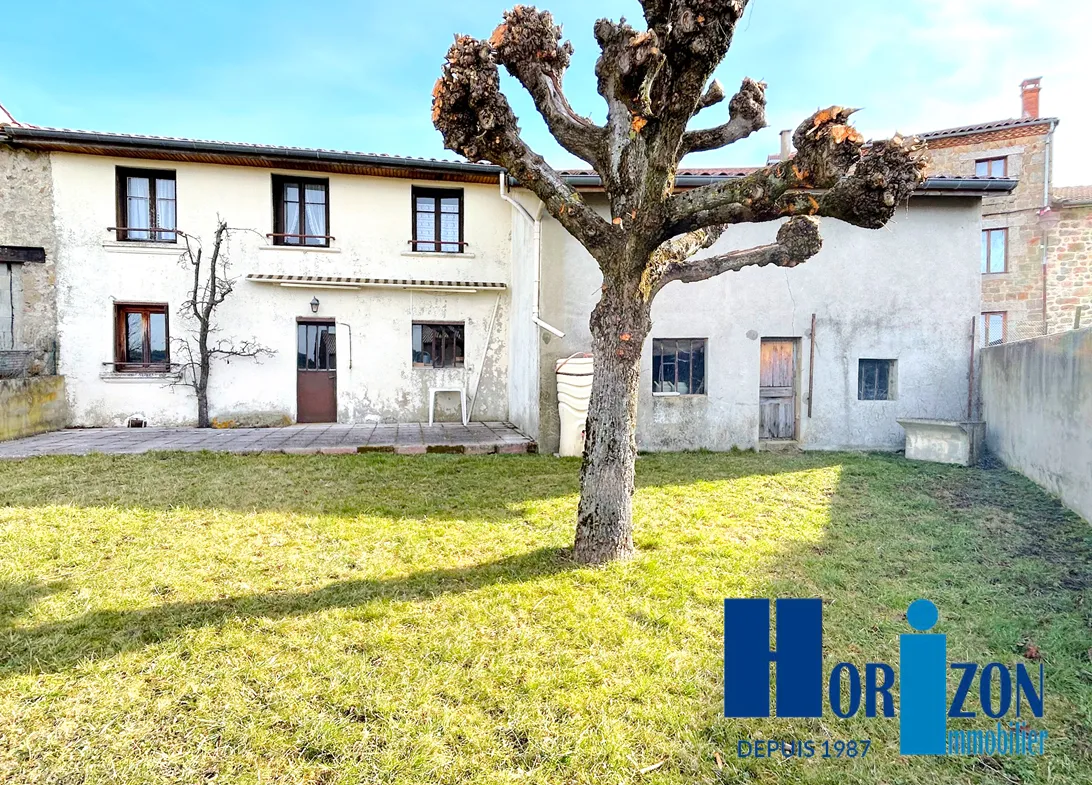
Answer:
(555, 353, 594, 457)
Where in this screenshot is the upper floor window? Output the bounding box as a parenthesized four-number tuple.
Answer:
(975, 157, 1007, 178)
(982, 312, 1006, 347)
(412, 322, 464, 368)
(114, 302, 169, 371)
(412, 187, 464, 253)
(981, 228, 1007, 274)
(858, 359, 896, 401)
(652, 338, 706, 395)
(116, 168, 176, 242)
(272, 176, 330, 246)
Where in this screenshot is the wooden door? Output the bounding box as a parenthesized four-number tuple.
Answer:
(297, 321, 337, 423)
(759, 339, 797, 440)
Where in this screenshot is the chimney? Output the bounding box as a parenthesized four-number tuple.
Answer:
(780, 129, 793, 161)
(1020, 77, 1041, 119)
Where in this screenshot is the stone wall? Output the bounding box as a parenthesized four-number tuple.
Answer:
(926, 126, 1052, 342)
(0, 146, 57, 370)
(1046, 203, 1092, 333)
(980, 327, 1092, 523)
(0, 375, 68, 441)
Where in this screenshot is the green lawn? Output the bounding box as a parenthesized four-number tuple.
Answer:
(0, 451, 1089, 784)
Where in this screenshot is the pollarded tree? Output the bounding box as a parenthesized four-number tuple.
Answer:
(432, 2, 926, 564)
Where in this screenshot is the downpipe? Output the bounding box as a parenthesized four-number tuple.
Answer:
(499, 173, 565, 338)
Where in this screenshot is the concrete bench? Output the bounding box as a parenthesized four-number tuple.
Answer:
(897, 419, 985, 467)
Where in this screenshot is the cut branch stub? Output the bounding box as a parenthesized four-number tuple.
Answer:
(593, 18, 665, 118)
(432, 35, 522, 164)
(818, 134, 928, 229)
(682, 76, 767, 154)
(791, 106, 864, 188)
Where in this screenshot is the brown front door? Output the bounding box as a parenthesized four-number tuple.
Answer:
(297, 321, 337, 423)
(759, 339, 797, 440)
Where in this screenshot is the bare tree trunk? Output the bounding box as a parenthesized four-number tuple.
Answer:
(574, 282, 650, 564)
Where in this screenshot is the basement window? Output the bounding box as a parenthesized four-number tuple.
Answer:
(858, 359, 896, 401)
(412, 323, 464, 368)
(652, 338, 706, 395)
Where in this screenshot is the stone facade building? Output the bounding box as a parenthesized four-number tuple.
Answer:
(0, 102, 57, 373)
(1046, 186, 1092, 332)
(922, 79, 1058, 346)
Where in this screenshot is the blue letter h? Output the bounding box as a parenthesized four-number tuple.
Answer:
(724, 598, 823, 718)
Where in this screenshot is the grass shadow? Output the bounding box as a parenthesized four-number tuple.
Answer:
(0, 546, 573, 677)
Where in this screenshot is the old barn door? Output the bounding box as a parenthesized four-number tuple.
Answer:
(297, 320, 337, 423)
(759, 339, 797, 440)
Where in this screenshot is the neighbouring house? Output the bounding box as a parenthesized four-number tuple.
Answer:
(0, 103, 56, 373)
(1045, 186, 1092, 332)
(0, 111, 1016, 452)
(921, 78, 1064, 346)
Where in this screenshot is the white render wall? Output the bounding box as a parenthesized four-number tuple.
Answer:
(50, 153, 513, 426)
(536, 195, 983, 453)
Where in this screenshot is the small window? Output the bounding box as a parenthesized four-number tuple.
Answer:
(975, 157, 1007, 178)
(114, 303, 169, 370)
(297, 322, 336, 370)
(273, 175, 330, 246)
(412, 323, 464, 368)
(412, 187, 463, 253)
(981, 228, 1007, 273)
(652, 338, 706, 395)
(116, 168, 176, 242)
(981, 312, 1006, 347)
(858, 359, 896, 401)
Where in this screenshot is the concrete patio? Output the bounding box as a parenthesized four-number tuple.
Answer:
(0, 422, 536, 459)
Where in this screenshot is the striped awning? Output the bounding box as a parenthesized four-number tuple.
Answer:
(246, 274, 506, 292)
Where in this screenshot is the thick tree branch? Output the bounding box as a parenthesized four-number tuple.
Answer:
(662, 107, 926, 239)
(491, 7, 606, 166)
(681, 77, 767, 154)
(433, 34, 618, 259)
(652, 216, 822, 294)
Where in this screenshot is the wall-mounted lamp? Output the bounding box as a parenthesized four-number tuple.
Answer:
(310, 296, 320, 314)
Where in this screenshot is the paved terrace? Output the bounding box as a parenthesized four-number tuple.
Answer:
(0, 422, 536, 459)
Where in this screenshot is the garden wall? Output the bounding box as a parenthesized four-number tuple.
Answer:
(980, 328, 1092, 522)
(0, 375, 68, 441)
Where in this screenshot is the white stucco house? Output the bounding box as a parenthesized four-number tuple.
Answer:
(0, 120, 1016, 452)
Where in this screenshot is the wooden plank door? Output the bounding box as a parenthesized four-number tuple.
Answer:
(759, 339, 797, 440)
(297, 321, 337, 423)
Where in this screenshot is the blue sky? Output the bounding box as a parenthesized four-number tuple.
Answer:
(2, 0, 1087, 184)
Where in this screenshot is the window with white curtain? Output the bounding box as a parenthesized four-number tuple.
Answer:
(412, 187, 463, 253)
(116, 168, 176, 242)
(273, 176, 329, 246)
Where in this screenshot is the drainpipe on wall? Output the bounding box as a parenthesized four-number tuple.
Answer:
(499, 173, 565, 338)
(1041, 120, 1056, 334)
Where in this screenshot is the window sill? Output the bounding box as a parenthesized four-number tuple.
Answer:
(100, 371, 181, 383)
(982, 271, 1009, 276)
(102, 241, 181, 255)
(259, 245, 341, 254)
(652, 392, 706, 398)
(400, 251, 476, 259)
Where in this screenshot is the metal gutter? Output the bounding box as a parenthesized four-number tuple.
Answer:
(1, 125, 502, 178)
(560, 172, 1018, 194)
